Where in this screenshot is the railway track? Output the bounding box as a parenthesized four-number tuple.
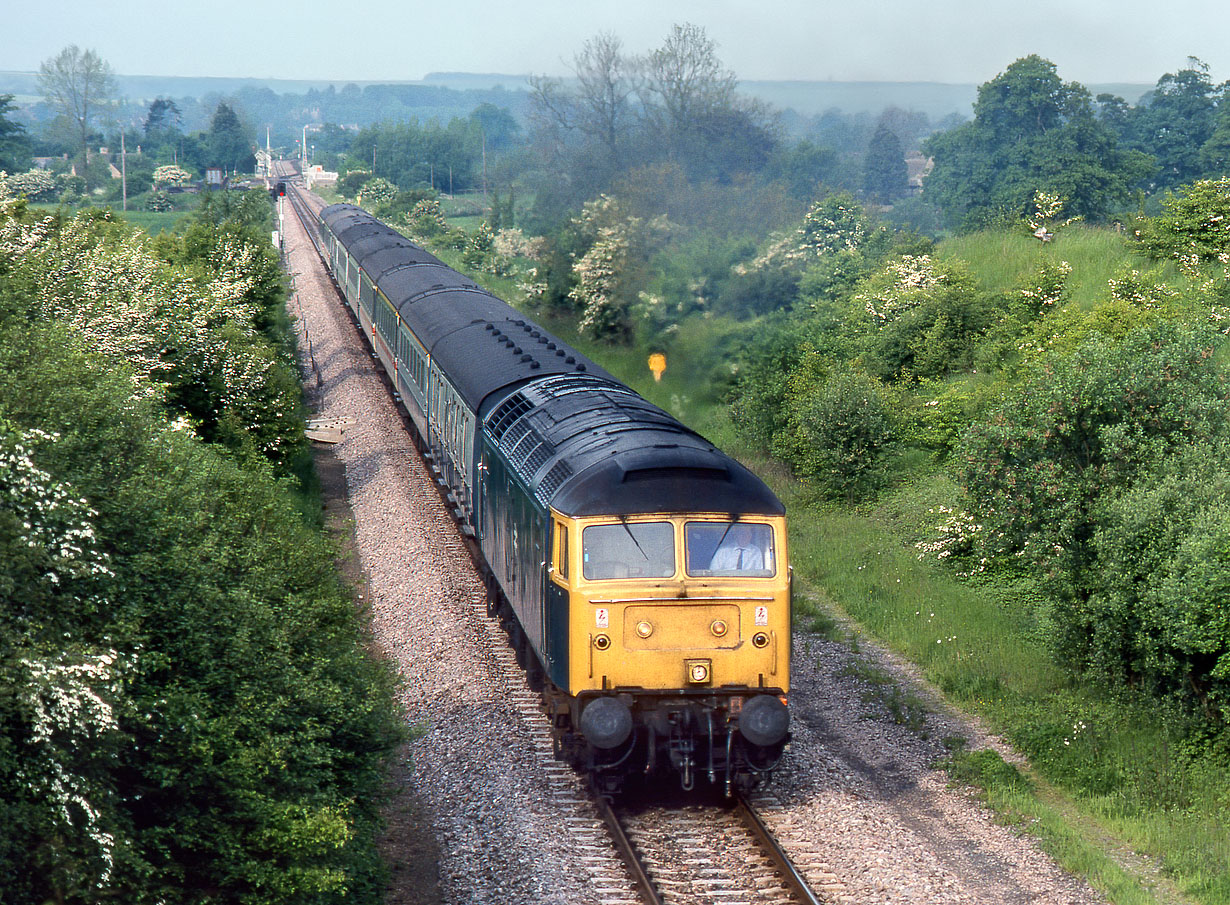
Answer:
(279, 169, 844, 905)
(597, 790, 843, 905)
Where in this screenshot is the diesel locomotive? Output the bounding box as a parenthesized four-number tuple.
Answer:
(315, 203, 791, 793)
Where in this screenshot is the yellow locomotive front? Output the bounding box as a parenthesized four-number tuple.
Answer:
(548, 511, 791, 793)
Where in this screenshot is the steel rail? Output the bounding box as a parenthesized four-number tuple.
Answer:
(734, 795, 825, 905)
(592, 790, 665, 905)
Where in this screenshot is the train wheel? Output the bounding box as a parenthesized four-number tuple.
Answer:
(525, 652, 545, 692)
(511, 624, 529, 669)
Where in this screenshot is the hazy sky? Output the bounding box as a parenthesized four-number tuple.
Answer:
(5, 0, 1229, 87)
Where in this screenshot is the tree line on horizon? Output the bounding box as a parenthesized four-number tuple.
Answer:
(5, 37, 1229, 231)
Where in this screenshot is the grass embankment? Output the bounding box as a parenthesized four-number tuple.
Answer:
(530, 226, 1226, 905)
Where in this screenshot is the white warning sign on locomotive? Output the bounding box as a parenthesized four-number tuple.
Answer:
(596, 608, 609, 629)
(755, 606, 769, 626)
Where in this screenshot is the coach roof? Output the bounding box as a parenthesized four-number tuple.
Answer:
(321, 204, 613, 413)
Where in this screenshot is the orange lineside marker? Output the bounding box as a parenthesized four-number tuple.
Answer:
(648, 352, 666, 382)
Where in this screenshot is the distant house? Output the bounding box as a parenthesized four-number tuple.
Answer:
(906, 152, 934, 195)
(204, 167, 226, 188)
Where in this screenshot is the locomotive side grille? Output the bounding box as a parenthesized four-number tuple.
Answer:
(523, 442, 552, 475)
(501, 419, 533, 455)
(536, 460, 574, 504)
(487, 393, 532, 441)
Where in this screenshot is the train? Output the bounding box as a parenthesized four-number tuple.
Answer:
(313, 202, 791, 794)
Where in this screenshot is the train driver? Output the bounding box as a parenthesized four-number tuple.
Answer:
(709, 524, 765, 572)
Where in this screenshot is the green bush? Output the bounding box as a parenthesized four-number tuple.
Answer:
(775, 361, 898, 502)
(1137, 176, 1230, 264)
(855, 255, 993, 381)
(1091, 444, 1230, 721)
(336, 168, 372, 199)
(959, 320, 1230, 706)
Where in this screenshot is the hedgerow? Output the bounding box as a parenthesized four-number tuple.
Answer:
(0, 191, 402, 904)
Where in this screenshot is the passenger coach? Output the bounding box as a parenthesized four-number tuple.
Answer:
(317, 203, 791, 792)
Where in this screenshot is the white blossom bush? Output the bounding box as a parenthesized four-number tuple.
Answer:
(403, 198, 449, 239)
(915, 506, 993, 575)
(732, 232, 802, 274)
(0, 422, 129, 893)
(152, 165, 192, 188)
(466, 226, 546, 278)
(1025, 189, 1081, 238)
(16, 649, 133, 892)
(357, 176, 396, 209)
(516, 266, 548, 305)
(492, 227, 544, 261)
(857, 254, 949, 324)
(1019, 259, 1074, 312)
(568, 195, 669, 339)
(736, 195, 875, 274)
(0, 422, 113, 590)
(572, 226, 629, 337)
(801, 194, 869, 257)
(1, 169, 58, 201)
(1, 209, 301, 465)
(1107, 267, 1180, 310)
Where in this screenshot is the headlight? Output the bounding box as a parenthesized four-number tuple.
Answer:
(635, 620, 653, 638)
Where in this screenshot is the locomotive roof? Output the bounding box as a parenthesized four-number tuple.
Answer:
(486, 375, 784, 518)
(320, 204, 614, 412)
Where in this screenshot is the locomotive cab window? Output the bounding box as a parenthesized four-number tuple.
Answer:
(685, 521, 775, 577)
(582, 521, 674, 580)
(553, 520, 569, 579)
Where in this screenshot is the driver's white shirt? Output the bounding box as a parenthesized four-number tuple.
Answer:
(709, 543, 764, 571)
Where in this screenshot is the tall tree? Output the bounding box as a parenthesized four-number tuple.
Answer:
(37, 45, 116, 170)
(641, 23, 737, 139)
(863, 122, 908, 203)
(468, 102, 520, 151)
(1200, 102, 1230, 174)
(528, 31, 637, 184)
(573, 32, 637, 167)
(206, 102, 253, 173)
(640, 23, 777, 182)
(143, 97, 181, 139)
(922, 55, 1151, 230)
(0, 94, 30, 174)
(1124, 59, 1223, 189)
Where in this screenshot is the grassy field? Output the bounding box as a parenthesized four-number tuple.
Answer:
(30, 198, 200, 235)
(936, 223, 1185, 310)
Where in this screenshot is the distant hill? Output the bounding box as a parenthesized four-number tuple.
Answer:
(0, 69, 1153, 122)
(426, 73, 1154, 119)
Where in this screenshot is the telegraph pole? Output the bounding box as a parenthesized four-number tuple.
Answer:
(120, 131, 127, 211)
